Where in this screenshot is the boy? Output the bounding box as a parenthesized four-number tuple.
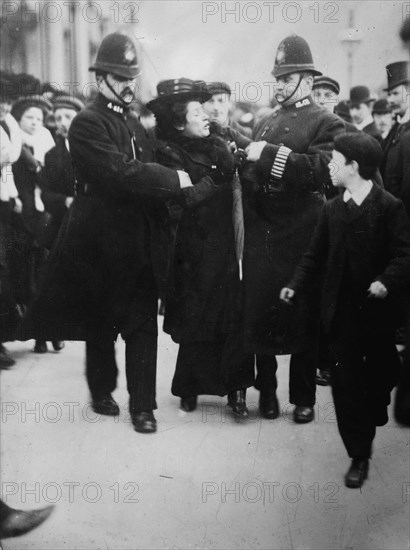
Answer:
(280, 133, 410, 488)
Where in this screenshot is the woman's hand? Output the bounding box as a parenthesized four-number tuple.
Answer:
(213, 139, 236, 179)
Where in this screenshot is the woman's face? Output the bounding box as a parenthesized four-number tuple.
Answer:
(19, 107, 44, 135)
(181, 101, 210, 138)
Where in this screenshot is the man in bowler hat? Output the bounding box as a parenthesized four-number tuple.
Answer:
(372, 98, 394, 141)
(281, 132, 410, 488)
(25, 32, 198, 434)
(242, 35, 345, 423)
(349, 86, 382, 143)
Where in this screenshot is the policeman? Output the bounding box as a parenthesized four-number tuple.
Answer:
(243, 35, 345, 423)
(25, 33, 194, 434)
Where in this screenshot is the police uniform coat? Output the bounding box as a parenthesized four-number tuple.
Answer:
(24, 94, 182, 341)
(242, 95, 345, 354)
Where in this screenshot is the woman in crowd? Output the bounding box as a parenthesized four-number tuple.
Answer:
(0, 75, 23, 368)
(147, 78, 254, 418)
(11, 95, 63, 354)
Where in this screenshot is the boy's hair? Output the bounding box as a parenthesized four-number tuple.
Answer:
(334, 132, 383, 180)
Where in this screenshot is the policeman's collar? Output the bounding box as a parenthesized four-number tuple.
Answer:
(283, 95, 313, 110)
(96, 93, 130, 115)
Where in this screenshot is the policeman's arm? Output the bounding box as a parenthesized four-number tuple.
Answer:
(256, 117, 345, 193)
(68, 111, 182, 199)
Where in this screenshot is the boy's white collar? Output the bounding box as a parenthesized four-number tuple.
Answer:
(343, 180, 373, 206)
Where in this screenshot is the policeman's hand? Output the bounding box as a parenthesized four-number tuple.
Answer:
(65, 197, 74, 208)
(177, 170, 193, 188)
(368, 281, 388, 299)
(245, 141, 267, 162)
(280, 287, 295, 305)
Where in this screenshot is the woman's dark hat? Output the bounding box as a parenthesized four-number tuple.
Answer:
(349, 86, 373, 107)
(146, 78, 211, 113)
(372, 98, 392, 115)
(89, 32, 141, 79)
(272, 35, 322, 78)
(52, 95, 85, 112)
(313, 75, 340, 95)
(11, 95, 53, 121)
(383, 61, 409, 92)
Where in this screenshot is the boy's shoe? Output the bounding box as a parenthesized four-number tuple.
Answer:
(345, 458, 369, 488)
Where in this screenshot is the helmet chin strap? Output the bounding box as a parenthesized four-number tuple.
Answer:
(281, 74, 304, 106)
(103, 74, 129, 106)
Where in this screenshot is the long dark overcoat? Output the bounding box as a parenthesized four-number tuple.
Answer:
(158, 135, 242, 344)
(381, 121, 410, 217)
(40, 137, 75, 221)
(242, 96, 345, 355)
(22, 94, 182, 341)
(287, 184, 410, 335)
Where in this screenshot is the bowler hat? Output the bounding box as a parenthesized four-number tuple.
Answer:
(349, 86, 373, 107)
(205, 81, 231, 96)
(11, 95, 53, 121)
(52, 95, 85, 112)
(372, 98, 392, 115)
(313, 75, 340, 95)
(383, 61, 409, 92)
(272, 35, 322, 78)
(146, 78, 211, 113)
(89, 32, 141, 79)
(334, 100, 352, 123)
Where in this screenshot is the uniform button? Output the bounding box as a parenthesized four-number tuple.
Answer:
(292, 113, 297, 118)
(284, 127, 290, 133)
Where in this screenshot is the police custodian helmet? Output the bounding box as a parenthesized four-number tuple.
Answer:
(89, 32, 141, 79)
(272, 35, 322, 78)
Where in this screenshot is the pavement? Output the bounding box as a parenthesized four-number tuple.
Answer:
(1, 327, 409, 550)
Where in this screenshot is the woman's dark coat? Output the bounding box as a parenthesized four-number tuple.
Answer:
(158, 134, 242, 343)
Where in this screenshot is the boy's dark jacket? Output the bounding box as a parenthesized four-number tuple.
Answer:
(287, 184, 410, 334)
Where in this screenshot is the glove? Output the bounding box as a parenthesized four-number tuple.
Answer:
(212, 138, 236, 180)
(233, 148, 247, 174)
